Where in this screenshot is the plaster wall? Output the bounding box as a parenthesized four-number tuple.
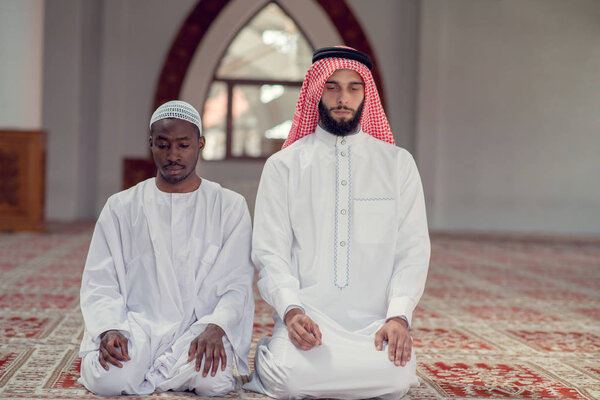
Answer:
(0, 0, 44, 129)
(39, 0, 600, 235)
(417, 0, 600, 234)
(42, 0, 84, 219)
(346, 0, 419, 152)
(95, 0, 197, 212)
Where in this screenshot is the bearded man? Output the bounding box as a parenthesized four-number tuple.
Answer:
(78, 101, 254, 396)
(244, 47, 430, 399)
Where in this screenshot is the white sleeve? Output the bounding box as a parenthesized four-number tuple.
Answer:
(252, 157, 303, 321)
(386, 154, 431, 326)
(79, 200, 130, 346)
(192, 195, 255, 374)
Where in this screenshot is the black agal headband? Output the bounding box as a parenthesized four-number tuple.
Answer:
(312, 47, 373, 71)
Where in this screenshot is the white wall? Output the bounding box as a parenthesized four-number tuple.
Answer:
(95, 0, 197, 213)
(43, 0, 86, 219)
(39, 0, 600, 235)
(0, 0, 44, 129)
(42, 0, 196, 218)
(43, 0, 106, 219)
(346, 0, 419, 152)
(417, 0, 600, 234)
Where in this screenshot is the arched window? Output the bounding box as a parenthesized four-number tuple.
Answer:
(201, 3, 313, 160)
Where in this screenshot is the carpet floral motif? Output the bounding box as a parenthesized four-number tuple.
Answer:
(0, 226, 598, 399)
(420, 361, 584, 398)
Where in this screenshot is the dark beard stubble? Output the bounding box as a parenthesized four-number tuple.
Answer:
(318, 100, 364, 136)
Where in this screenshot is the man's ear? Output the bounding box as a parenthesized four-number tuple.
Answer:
(198, 136, 206, 151)
(149, 135, 153, 147)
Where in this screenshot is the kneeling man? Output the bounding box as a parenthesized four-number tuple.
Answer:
(79, 101, 254, 396)
(245, 47, 430, 399)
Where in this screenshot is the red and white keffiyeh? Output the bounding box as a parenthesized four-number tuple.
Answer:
(282, 51, 394, 148)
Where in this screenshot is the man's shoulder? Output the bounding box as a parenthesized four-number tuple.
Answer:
(202, 179, 247, 208)
(362, 133, 414, 160)
(265, 134, 314, 167)
(95, 179, 154, 225)
(105, 178, 153, 207)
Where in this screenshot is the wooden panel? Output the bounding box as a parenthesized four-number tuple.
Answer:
(122, 158, 156, 190)
(0, 130, 46, 231)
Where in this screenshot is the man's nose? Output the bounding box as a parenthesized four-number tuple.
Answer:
(166, 147, 180, 162)
(338, 88, 351, 105)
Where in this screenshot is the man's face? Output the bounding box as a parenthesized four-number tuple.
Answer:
(149, 118, 204, 186)
(319, 69, 365, 135)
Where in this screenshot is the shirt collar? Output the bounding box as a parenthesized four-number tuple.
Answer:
(315, 124, 364, 146)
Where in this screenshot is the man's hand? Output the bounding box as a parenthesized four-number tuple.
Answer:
(99, 330, 130, 370)
(374, 317, 412, 367)
(284, 308, 322, 351)
(188, 324, 226, 377)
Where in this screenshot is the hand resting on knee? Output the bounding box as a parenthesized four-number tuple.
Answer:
(98, 330, 131, 370)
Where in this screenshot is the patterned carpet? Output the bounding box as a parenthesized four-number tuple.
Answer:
(0, 223, 598, 399)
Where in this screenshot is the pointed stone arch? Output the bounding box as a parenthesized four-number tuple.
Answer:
(152, 0, 385, 111)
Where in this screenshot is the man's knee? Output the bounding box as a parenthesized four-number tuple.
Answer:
(388, 356, 418, 394)
(254, 346, 307, 399)
(253, 336, 418, 399)
(255, 367, 301, 399)
(270, 375, 303, 399)
(80, 352, 149, 396)
(183, 368, 235, 397)
(184, 338, 236, 396)
(194, 372, 235, 397)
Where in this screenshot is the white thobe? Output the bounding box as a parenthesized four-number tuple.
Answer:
(79, 178, 254, 396)
(245, 126, 430, 399)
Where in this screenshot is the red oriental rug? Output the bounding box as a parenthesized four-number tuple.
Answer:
(0, 224, 598, 399)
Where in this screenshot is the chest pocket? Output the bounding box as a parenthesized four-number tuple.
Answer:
(353, 198, 395, 244)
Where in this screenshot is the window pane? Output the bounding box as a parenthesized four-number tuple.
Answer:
(216, 3, 312, 81)
(201, 81, 227, 160)
(232, 84, 300, 157)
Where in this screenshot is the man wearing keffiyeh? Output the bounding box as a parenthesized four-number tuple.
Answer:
(245, 47, 431, 399)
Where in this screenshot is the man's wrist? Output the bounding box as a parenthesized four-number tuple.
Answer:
(206, 323, 225, 336)
(284, 308, 304, 325)
(99, 329, 119, 339)
(388, 316, 408, 329)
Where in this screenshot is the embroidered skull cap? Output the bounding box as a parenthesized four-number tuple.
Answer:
(150, 100, 203, 137)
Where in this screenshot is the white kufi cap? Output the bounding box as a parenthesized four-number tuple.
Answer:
(150, 100, 203, 136)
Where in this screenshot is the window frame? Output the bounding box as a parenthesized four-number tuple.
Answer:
(200, 2, 312, 162)
(207, 77, 302, 161)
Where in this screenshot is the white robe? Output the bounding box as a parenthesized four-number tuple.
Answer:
(245, 126, 430, 399)
(79, 178, 254, 396)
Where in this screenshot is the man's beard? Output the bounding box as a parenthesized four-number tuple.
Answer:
(318, 100, 364, 136)
(159, 162, 194, 184)
(161, 170, 191, 184)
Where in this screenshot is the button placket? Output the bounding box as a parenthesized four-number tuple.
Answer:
(171, 195, 189, 291)
(334, 137, 351, 289)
